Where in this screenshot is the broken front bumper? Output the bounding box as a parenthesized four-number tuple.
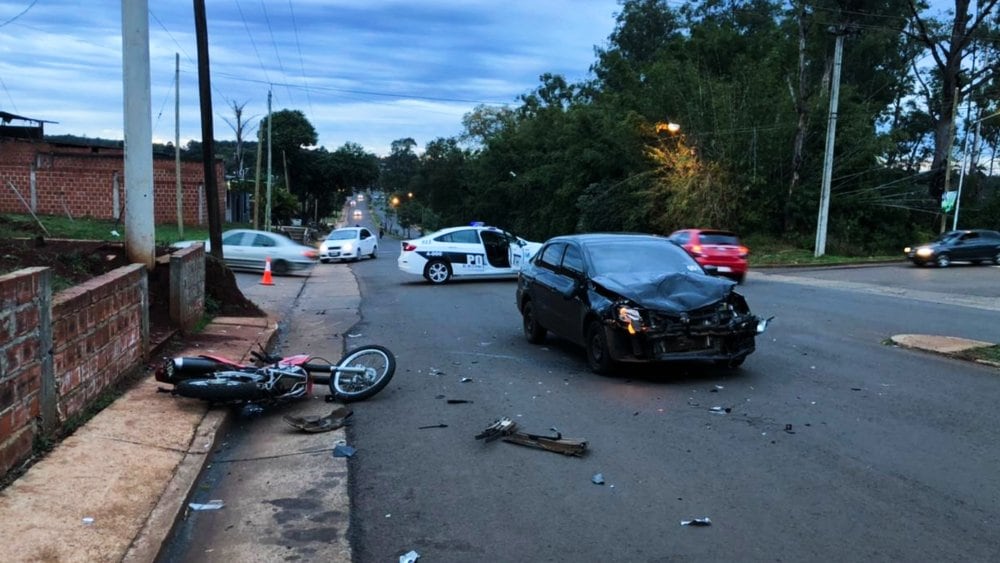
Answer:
(604, 314, 770, 364)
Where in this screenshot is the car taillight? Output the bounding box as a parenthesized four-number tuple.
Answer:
(303, 250, 318, 259)
(738, 246, 749, 258)
(689, 244, 703, 256)
(402, 243, 417, 252)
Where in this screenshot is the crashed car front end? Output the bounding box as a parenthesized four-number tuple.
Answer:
(589, 272, 770, 365)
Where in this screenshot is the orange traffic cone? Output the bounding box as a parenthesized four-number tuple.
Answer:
(260, 256, 275, 285)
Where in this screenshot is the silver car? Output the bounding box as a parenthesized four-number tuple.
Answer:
(173, 229, 319, 274)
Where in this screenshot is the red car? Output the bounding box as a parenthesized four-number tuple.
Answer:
(668, 229, 749, 283)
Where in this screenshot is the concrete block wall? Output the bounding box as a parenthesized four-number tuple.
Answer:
(0, 137, 225, 225)
(169, 244, 205, 333)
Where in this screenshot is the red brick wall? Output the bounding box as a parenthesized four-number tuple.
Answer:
(0, 267, 46, 475)
(51, 264, 146, 421)
(0, 138, 225, 225)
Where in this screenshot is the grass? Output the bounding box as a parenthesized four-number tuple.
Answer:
(743, 233, 901, 267)
(1, 212, 214, 245)
(956, 345, 1000, 365)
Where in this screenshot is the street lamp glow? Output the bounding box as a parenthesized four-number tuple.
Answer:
(656, 122, 681, 134)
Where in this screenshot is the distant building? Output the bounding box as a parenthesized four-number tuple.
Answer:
(0, 112, 225, 225)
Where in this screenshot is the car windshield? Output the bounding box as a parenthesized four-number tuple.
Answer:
(586, 240, 701, 275)
(327, 230, 358, 240)
(934, 232, 962, 243)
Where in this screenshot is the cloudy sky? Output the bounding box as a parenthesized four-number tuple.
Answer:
(0, 1, 622, 156)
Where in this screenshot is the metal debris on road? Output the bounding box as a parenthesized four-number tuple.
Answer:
(418, 424, 448, 429)
(447, 399, 473, 404)
(475, 417, 588, 456)
(461, 377, 473, 382)
(188, 500, 225, 511)
(681, 517, 712, 526)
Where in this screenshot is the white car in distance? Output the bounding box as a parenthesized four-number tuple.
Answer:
(320, 227, 378, 263)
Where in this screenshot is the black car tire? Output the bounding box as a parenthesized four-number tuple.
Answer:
(424, 260, 452, 284)
(371, 245, 378, 259)
(586, 320, 614, 374)
(272, 259, 290, 274)
(522, 300, 546, 344)
(935, 254, 951, 268)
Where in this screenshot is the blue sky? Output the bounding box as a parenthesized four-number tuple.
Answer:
(0, 1, 622, 156)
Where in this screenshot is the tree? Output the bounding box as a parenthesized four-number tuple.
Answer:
(221, 99, 257, 181)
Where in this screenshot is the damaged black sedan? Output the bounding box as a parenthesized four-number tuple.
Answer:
(516, 233, 770, 374)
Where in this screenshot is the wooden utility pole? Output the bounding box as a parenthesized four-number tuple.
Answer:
(266, 89, 273, 232)
(174, 53, 183, 237)
(193, 0, 223, 258)
(253, 126, 262, 229)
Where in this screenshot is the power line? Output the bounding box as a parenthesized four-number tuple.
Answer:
(259, 0, 293, 103)
(234, 0, 271, 85)
(287, 0, 313, 115)
(0, 0, 38, 28)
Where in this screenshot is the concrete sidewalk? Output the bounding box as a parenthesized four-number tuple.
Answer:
(1, 316, 277, 563)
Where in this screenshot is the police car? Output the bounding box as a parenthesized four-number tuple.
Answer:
(397, 225, 541, 284)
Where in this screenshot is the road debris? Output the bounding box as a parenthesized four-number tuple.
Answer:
(282, 406, 352, 433)
(333, 444, 357, 458)
(446, 399, 473, 404)
(418, 424, 448, 429)
(784, 424, 795, 434)
(400, 550, 420, 563)
(82, 517, 95, 525)
(475, 417, 588, 456)
(709, 406, 732, 414)
(592, 473, 605, 485)
(461, 377, 473, 383)
(188, 500, 225, 511)
(681, 517, 712, 526)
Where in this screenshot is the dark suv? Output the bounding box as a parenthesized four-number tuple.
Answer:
(904, 229, 1000, 267)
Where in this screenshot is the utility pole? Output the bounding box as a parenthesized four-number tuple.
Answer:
(174, 53, 183, 238)
(193, 0, 223, 259)
(121, 0, 155, 269)
(266, 89, 273, 232)
(814, 28, 846, 257)
(940, 87, 960, 233)
(253, 126, 262, 229)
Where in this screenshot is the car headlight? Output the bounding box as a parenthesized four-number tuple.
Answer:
(916, 247, 934, 257)
(320, 243, 329, 252)
(903, 246, 911, 253)
(617, 306, 644, 335)
(343, 242, 354, 252)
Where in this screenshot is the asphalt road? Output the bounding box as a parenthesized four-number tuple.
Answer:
(343, 247, 1000, 561)
(160, 226, 1000, 562)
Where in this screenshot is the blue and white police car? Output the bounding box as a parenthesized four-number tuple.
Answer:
(397, 224, 541, 284)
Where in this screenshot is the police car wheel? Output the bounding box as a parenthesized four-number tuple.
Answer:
(424, 260, 451, 284)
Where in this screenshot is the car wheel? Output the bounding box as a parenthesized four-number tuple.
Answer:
(521, 300, 546, 344)
(993, 251, 1000, 265)
(935, 254, 951, 268)
(424, 260, 451, 284)
(271, 259, 290, 275)
(585, 320, 613, 375)
(320, 258, 329, 264)
(370, 245, 378, 259)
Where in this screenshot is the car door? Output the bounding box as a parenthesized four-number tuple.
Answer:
(505, 231, 529, 271)
(548, 242, 590, 345)
(245, 232, 281, 270)
(437, 228, 485, 277)
(954, 232, 980, 261)
(221, 231, 252, 270)
(359, 228, 375, 256)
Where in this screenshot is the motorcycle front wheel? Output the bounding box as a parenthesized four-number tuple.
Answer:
(329, 345, 396, 402)
(174, 378, 270, 402)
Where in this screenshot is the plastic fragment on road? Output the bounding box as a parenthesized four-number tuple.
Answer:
(418, 424, 448, 429)
(428, 367, 445, 376)
(681, 517, 712, 526)
(283, 407, 353, 433)
(709, 406, 732, 414)
(333, 444, 357, 458)
(784, 424, 795, 434)
(400, 550, 420, 563)
(592, 473, 605, 485)
(82, 517, 95, 525)
(461, 377, 473, 382)
(446, 399, 473, 404)
(189, 500, 225, 511)
(475, 417, 588, 456)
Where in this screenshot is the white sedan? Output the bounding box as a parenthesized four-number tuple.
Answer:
(397, 225, 541, 284)
(320, 227, 378, 262)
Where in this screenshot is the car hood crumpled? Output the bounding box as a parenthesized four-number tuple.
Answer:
(590, 271, 735, 312)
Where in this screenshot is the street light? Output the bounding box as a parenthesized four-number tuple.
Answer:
(656, 122, 681, 134)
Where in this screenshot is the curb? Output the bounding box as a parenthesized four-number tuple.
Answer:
(123, 317, 280, 562)
(890, 334, 999, 369)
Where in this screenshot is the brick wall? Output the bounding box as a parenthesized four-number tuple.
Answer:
(51, 264, 147, 421)
(0, 267, 48, 474)
(169, 244, 206, 333)
(0, 264, 149, 476)
(0, 138, 225, 225)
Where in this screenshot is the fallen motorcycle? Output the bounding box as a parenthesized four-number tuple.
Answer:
(155, 345, 396, 404)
